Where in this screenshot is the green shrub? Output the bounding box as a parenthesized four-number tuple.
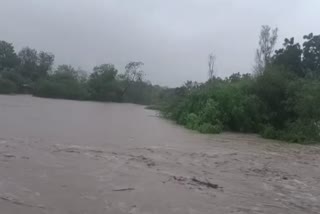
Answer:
(260, 125, 279, 139)
(177, 111, 188, 125)
(33, 79, 89, 100)
(198, 122, 222, 134)
(185, 113, 200, 130)
(1, 69, 26, 92)
(282, 120, 320, 143)
(199, 98, 221, 124)
(0, 78, 17, 94)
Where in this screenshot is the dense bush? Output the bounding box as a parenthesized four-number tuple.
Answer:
(161, 77, 263, 134)
(160, 66, 320, 143)
(87, 64, 121, 102)
(33, 65, 89, 100)
(34, 79, 89, 100)
(157, 31, 320, 144)
(0, 78, 17, 94)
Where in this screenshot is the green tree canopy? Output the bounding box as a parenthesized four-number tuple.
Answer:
(88, 64, 120, 101)
(302, 33, 320, 77)
(0, 40, 19, 71)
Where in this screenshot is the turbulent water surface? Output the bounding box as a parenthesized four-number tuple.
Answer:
(0, 95, 319, 214)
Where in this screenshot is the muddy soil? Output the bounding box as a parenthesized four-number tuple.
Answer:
(0, 95, 319, 214)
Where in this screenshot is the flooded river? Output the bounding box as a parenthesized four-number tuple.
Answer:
(0, 95, 319, 214)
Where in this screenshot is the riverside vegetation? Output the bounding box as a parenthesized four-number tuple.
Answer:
(1, 26, 320, 143)
(0, 44, 161, 104)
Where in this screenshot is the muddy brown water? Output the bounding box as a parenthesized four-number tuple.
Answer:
(0, 95, 319, 214)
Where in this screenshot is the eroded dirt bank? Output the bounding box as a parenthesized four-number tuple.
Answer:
(0, 95, 319, 214)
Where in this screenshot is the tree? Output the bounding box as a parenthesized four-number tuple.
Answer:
(91, 64, 117, 80)
(123, 61, 145, 82)
(228, 72, 241, 82)
(18, 47, 39, 81)
(18, 48, 54, 81)
(34, 64, 89, 100)
(184, 80, 200, 91)
(38, 51, 54, 77)
(208, 53, 215, 80)
(120, 61, 144, 97)
(302, 33, 320, 77)
(254, 25, 278, 75)
(0, 41, 19, 71)
(53, 64, 79, 80)
(88, 64, 120, 101)
(76, 67, 89, 82)
(273, 37, 303, 76)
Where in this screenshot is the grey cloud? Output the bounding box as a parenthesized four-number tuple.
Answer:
(0, 0, 319, 86)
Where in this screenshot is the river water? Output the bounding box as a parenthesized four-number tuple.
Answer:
(0, 95, 319, 214)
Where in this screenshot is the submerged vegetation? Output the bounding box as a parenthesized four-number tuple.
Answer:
(1, 26, 320, 143)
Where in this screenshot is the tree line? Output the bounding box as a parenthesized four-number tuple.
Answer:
(0, 41, 162, 104)
(1, 26, 320, 143)
(159, 26, 320, 143)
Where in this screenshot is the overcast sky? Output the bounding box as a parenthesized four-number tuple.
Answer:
(0, 0, 319, 86)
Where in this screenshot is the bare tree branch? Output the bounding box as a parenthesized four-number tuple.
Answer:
(208, 53, 216, 80)
(254, 25, 278, 75)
